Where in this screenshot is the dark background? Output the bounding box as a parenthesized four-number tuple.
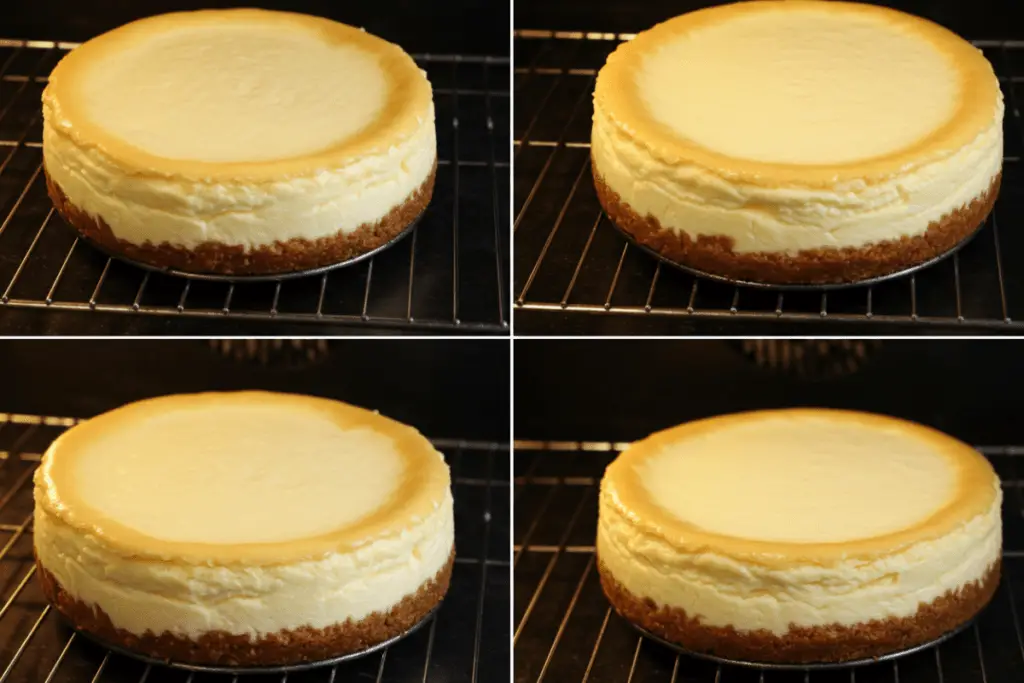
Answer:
(0, 339, 510, 441)
(6, 0, 509, 55)
(515, 0, 1017, 39)
(515, 340, 1024, 445)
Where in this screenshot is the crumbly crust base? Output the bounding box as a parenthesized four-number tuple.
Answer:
(598, 558, 999, 663)
(593, 166, 1001, 284)
(37, 549, 453, 667)
(45, 164, 435, 276)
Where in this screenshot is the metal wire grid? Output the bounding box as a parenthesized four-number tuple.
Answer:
(0, 40, 510, 334)
(513, 32, 1024, 334)
(513, 441, 1024, 683)
(0, 412, 510, 683)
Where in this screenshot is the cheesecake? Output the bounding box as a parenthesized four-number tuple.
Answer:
(597, 409, 1002, 663)
(43, 9, 436, 275)
(33, 392, 454, 667)
(592, 1, 1003, 284)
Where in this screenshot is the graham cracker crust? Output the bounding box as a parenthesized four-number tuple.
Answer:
(45, 164, 436, 276)
(593, 166, 1001, 285)
(598, 558, 1000, 663)
(37, 549, 453, 667)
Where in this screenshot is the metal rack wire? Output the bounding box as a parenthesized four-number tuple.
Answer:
(513, 31, 1024, 335)
(0, 412, 510, 682)
(513, 441, 1024, 683)
(0, 40, 510, 334)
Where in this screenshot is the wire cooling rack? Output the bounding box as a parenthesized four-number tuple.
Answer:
(513, 31, 1024, 335)
(0, 412, 510, 683)
(513, 441, 1024, 683)
(0, 40, 510, 335)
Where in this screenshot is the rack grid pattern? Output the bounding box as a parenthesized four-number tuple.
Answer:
(0, 40, 510, 334)
(514, 441, 1024, 683)
(513, 32, 1024, 335)
(0, 412, 510, 683)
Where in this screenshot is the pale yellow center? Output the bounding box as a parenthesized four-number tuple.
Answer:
(72, 404, 403, 544)
(637, 9, 958, 164)
(78, 22, 387, 162)
(639, 416, 956, 542)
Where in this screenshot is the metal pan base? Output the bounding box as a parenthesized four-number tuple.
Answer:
(608, 214, 985, 292)
(61, 605, 438, 676)
(628, 618, 973, 671)
(70, 213, 422, 284)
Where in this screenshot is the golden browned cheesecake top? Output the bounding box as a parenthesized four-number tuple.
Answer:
(35, 391, 451, 564)
(594, 0, 1001, 187)
(44, 9, 432, 182)
(603, 409, 1000, 565)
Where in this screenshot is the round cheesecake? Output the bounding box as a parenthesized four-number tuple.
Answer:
(33, 392, 454, 667)
(592, 1, 1003, 284)
(597, 409, 1002, 663)
(42, 10, 436, 275)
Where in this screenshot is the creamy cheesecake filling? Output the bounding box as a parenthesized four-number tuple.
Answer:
(42, 103, 436, 251)
(70, 406, 406, 544)
(592, 97, 1002, 254)
(35, 491, 453, 638)
(76, 21, 389, 163)
(598, 481, 1001, 635)
(639, 417, 958, 543)
(637, 9, 959, 165)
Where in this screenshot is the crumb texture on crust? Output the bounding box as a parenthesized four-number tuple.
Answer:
(598, 558, 1000, 664)
(45, 165, 434, 276)
(37, 549, 453, 667)
(594, 168, 1000, 285)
